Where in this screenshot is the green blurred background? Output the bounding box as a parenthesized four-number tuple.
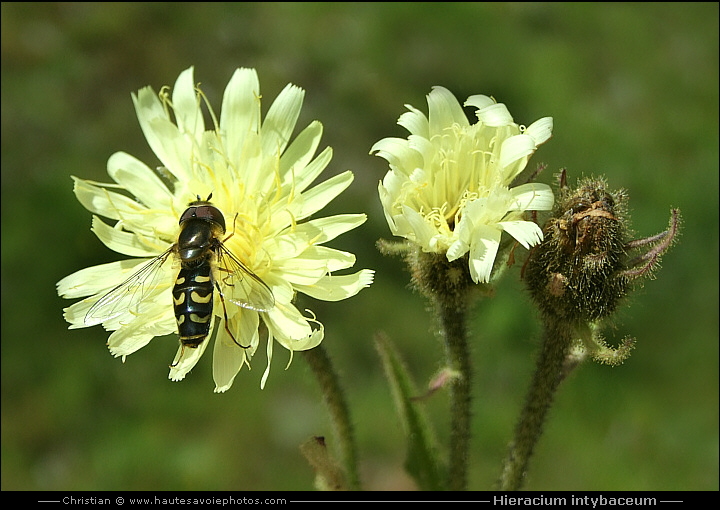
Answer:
(2, 3, 717, 491)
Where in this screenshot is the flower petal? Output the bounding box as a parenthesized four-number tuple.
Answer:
(467, 97, 515, 127)
(279, 120, 324, 190)
(213, 309, 259, 392)
(401, 204, 438, 247)
(306, 246, 356, 272)
(370, 137, 423, 176)
(260, 327, 274, 389)
(509, 183, 555, 211)
(108, 312, 176, 357)
(397, 104, 429, 138)
(265, 301, 314, 343)
(91, 216, 170, 257)
(468, 225, 502, 283)
(427, 86, 469, 137)
(271, 170, 354, 230)
(464, 94, 496, 111)
(525, 117, 554, 146)
(499, 220, 544, 249)
(57, 259, 150, 299)
(171, 67, 205, 141)
(261, 83, 304, 158)
(498, 133, 539, 177)
(288, 146, 333, 196)
(106, 152, 174, 209)
(169, 331, 212, 381)
(72, 177, 142, 222)
(132, 86, 193, 183)
(275, 256, 330, 285)
(277, 214, 367, 249)
(295, 269, 375, 301)
(446, 238, 469, 262)
(221, 68, 261, 171)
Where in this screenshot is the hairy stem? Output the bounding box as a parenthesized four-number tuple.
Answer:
(302, 345, 361, 490)
(438, 298, 472, 491)
(497, 316, 575, 491)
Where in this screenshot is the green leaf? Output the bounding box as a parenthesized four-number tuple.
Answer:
(375, 332, 445, 491)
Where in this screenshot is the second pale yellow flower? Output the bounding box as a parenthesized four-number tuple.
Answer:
(373, 87, 554, 283)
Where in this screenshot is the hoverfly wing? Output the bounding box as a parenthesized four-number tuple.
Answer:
(84, 246, 176, 326)
(214, 244, 275, 312)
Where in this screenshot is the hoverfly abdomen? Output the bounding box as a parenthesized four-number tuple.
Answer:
(173, 264, 214, 348)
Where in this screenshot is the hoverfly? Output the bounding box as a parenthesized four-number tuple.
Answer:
(84, 194, 275, 358)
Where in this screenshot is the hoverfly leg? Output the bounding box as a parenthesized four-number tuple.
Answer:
(219, 213, 240, 289)
(169, 343, 187, 368)
(221, 212, 239, 244)
(216, 281, 251, 349)
(216, 263, 235, 288)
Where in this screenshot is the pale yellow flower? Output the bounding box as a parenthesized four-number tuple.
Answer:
(57, 67, 373, 391)
(373, 87, 554, 283)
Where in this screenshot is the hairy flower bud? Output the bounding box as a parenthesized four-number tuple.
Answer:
(524, 171, 680, 324)
(524, 174, 630, 321)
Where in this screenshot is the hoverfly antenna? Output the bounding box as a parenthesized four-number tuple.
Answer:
(190, 193, 213, 205)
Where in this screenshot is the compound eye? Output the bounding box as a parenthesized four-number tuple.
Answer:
(193, 206, 211, 219)
(179, 207, 196, 225)
(197, 206, 225, 230)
